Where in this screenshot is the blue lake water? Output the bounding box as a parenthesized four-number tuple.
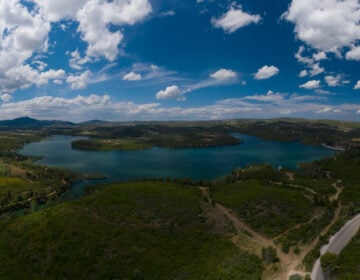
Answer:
(19, 134, 336, 182)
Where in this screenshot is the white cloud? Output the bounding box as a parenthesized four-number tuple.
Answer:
(299, 70, 308, 78)
(212, 4, 261, 33)
(295, 46, 313, 64)
(0, 0, 52, 93)
(76, 0, 152, 61)
(284, 0, 360, 53)
(32, 0, 88, 22)
(354, 81, 360, 90)
(346, 46, 360, 60)
(300, 80, 321, 89)
(254, 65, 279, 80)
(244, 90, 285, 102)
(0, 0, 152, 94)
(319, 108, 332, 114)
(34, 61, 48, 71)
(0, 93, 358, 122)
(66, 70, 92, 90)
(309, 63, 324, 76)
(317, 107, 333, 114)
(0, 94, 12, 102)
(33, 0, 152, 62)
(156, 85, 185, 101)
(210, 69, 237, 81)
(325, 75, 343, 87)
(123, 72, 142, 81)
(69, 49, 89, 70)
(295, 47, 325, 76)
(313, 52, 327, 61)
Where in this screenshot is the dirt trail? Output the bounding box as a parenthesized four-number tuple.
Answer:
(198, 180, 345, 280)
(329, 181, 343, 202)
(284, 182, 344, 278)
(198, 187, 274, 251)
(286, 183, 318, 196)
(286, 172, 295, 181)
(198, 187, 295, 279)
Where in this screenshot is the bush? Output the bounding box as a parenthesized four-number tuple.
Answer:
(262, 246, 278, 264)
(289, 274, 302, 280)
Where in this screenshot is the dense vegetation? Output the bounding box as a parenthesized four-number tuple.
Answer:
(71, 126, 242, 150)
(0, 182, 264, 279)
(0, 117, 359, 279)
(0, 132, 78, 214)
(71, 138, 152, 151)
(211, 179, 314, 237)
(301, 151, 360, 271)
(336, 231, 360, 279)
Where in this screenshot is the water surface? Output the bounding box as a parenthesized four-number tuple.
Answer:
(19, 134, 335, 181)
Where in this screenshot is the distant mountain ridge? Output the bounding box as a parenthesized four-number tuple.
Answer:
(0, 117, 75, 129)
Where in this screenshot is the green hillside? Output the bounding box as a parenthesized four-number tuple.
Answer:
(0, 181, 263, 280)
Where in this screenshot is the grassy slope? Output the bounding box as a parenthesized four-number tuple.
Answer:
(211, 179, 314, 237)
(0, 181, 263, 280)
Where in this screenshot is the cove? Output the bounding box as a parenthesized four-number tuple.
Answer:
(19, 134, 336, 182)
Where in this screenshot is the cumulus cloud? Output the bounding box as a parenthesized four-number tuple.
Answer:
(309, 63, 325, 76)
(325, 75, 343, 87)
(123, 72, 142, 81)
(68, 49, 90, 70)
(346, 46, 360, 60)
(0, 0, 56, 93)
(0, 0, 153, 94)
(66, 70, 92, 90)
(313, 52, 328, 61)
(34, 0, 152, 61)
(284, 0, 360, 53)
(210, 69, 237, 81)
(354, 81, 360, 90)
(295, 47, 325, 76)
(300, 80, 321, 89)
(156, 85, 185, 101)
(212, 4, 261, 33)
(299, 70, 308, 78)
(32, 0, 88, 22)
(254, 65, 279, 80)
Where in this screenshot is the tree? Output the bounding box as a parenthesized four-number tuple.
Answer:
(289, 274, 302, 280)
(320, 252, 338, 279)
(262, 246, 278, 264)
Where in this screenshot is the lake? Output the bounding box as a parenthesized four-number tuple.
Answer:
(19, 134, 335, 182)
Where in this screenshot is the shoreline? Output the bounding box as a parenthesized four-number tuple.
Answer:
(321, 143, 346, 151)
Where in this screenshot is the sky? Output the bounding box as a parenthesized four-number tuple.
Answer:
(0, 0, 360, 122)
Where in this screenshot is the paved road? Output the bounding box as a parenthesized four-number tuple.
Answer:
(311, 214, 360, 280)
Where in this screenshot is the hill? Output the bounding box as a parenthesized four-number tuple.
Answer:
(0, 117, 74, 129)
(0, 181, 263, 280)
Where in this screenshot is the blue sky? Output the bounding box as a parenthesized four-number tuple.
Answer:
(0, 0, 360, 121)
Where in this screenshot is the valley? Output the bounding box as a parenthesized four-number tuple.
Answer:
(0, 117, 359, 279)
